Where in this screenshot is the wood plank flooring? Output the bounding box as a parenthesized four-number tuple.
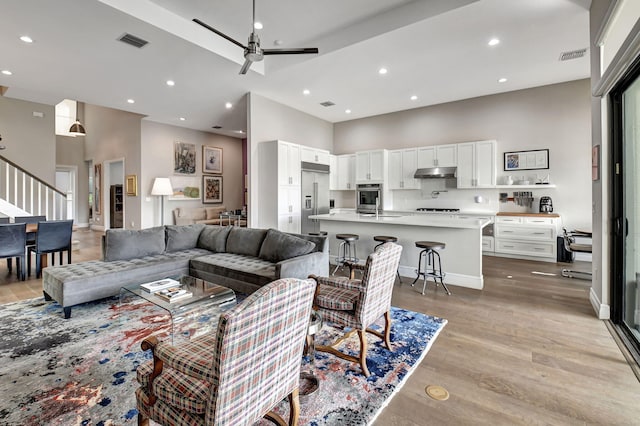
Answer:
(1, 231, 638, 424)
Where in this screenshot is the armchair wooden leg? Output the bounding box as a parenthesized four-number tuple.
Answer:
(365, 311, 393, 351)
(357, 330, 370, 377)
(316, 329, 371, 377)
(263, 389, 298, 426)
(137, 413, 149, 426)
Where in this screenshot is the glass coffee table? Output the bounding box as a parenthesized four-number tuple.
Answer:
(119, 275, 236, 343)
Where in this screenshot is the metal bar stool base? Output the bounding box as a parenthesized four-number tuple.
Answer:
(411, 247, 451, 295)
(333, 234, 359, 276)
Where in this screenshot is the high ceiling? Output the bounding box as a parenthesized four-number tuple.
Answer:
(0, 0, 591, 138)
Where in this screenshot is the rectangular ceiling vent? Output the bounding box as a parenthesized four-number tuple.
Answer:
(559, 48, 586, 61)
(319, 101, 335, 107)
(118, 33, 149, 49)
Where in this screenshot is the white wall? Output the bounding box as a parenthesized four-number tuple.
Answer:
(334, 80, 592, 230)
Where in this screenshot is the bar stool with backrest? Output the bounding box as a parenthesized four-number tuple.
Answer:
(0, 222, 27, 280)
(411, 240, 451, 295)
(374, 235, 402, 283)
(333, 233, 359, 275)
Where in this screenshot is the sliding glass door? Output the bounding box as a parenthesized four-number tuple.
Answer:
(612, 57, 640, 362)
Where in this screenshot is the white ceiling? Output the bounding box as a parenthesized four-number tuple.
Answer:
(0, 0, 591, 138)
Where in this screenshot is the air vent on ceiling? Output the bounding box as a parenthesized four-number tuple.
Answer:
(319, 101, 335, 107)
(118, 33, 149, 49)
(212, 125, 222, 129)
(559, 48, 586, 61)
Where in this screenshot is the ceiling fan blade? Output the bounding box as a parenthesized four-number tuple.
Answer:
(262, 48, 319, 55)
(239, 58, 253, 75)
(192, 18, 246, 49)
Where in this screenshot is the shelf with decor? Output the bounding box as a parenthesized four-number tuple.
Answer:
(495, 184, 556, 189)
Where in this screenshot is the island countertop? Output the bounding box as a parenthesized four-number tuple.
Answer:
(309, 212, 491, 229)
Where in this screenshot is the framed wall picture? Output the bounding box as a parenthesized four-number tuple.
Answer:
(504, 149, 549, 171)
(203, 146, 223, 174)
(203, 175, 223, 204)
(94, 163, 102, 214)
(174, 141, 197, 175)
(168, 176, 201, 201)
(125, 174, 138, 196)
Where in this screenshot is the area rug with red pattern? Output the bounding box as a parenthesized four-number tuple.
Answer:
(0, 296, 446, 425)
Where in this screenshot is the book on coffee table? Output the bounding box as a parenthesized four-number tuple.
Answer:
(156, 287, 193, 303)
(140, 278, 180, 293)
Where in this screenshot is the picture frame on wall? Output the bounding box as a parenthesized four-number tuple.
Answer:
(203, 175, 223, 204)
(503, 149, 549, 171)
(203, 146, 223, 174)
(125, 174, 138, 196)
(174, 141, 197, 175)
(94, 163, 102, 214)
(168, 176, 201, 201)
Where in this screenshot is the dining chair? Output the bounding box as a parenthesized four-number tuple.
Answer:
(135, 277, 316, 426)
(309, 242, 402, 377)
(14, 215, 47, 246)
(0, 217, 13, 271)
(27, 219, 73, 278)
(0, 223, 27, 280)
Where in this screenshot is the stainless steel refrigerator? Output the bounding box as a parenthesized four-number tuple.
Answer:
(301, 162, 330, 234)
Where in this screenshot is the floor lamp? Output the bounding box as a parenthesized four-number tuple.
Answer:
(151, 178, 173, 225)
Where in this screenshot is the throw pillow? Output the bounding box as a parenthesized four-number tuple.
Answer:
(192, 208, 207, 221)
(258, 228, 316, 262)
(104, 226, 165, 261)
(165, 224, 205, 252)
(197, 225, 232, 252)
(206, 206, 226, 220)
(226, 227, 268, 257)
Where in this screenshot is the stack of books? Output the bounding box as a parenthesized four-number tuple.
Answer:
(140, 278, 181, 293)
(155, 287, 193, 303)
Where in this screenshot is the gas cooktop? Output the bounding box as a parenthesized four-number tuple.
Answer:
(416, 208, 460, 212)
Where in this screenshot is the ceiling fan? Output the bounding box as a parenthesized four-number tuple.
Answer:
(193, 0, 319, 75)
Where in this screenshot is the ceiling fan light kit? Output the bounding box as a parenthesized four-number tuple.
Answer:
(193, 0, 318, 74)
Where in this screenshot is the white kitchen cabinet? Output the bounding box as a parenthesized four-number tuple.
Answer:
(356, 149, 387, 183)
(258, 140, 301, 232)
(417, 144, 457, 168)
(494, 214, 560, 261)
(301, 146, 330, 165)
(329, 155, 338, 190)
(389, 148, 419, 189)
(457, 140, 496, 188)
(336, 154, 356, 190)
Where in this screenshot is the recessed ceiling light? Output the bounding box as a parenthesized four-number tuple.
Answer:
(1, 70, 13, 76)
(303, 89, 310, 95)
(274, 39, 283, 46)
(127, 99, 135, 104)
(410, 95, 418, 101)
(179, 117, 186, 121)
(20, 36, 33, 43)
(488, 38, 500, 46)
(254, 22, 263, 30)
(498, 77, 508, 83)
(225, 102, 233, 109)
(378, 68, 388, 75)
(345, 109, 352, 114)
(166, 80, 175, 86)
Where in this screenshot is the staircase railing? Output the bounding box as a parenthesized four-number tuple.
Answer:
(0, 154, 67, 220)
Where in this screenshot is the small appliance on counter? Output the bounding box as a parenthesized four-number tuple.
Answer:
(539, 196, 553, 213)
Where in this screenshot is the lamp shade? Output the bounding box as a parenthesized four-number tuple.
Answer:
(69, 120, 86, 136)
(151, 177, 173, 196)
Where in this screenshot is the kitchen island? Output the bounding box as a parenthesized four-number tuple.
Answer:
(309, 212, 491, 289)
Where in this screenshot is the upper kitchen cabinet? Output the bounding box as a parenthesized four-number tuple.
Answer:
(457, 140, 496, 188)
(334, 154, 356, 190)
(301, 146, 330, 165)
(329, 155, 338, 190)
(277, 141, 301, 186)
(389, 148, 419, 189)
(356, 149, 387, 183)
(417, 144, 457, 168)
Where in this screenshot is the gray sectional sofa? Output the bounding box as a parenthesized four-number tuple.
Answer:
(42, 225, 328, 318)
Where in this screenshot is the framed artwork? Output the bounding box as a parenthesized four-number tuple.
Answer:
(168, 176, 200, 201)
(592, 145, 600, 181)
(174, 141, 197, 175)
(203, 146, 223, 174)
(203, 175, 223, 204)
(504, 149, 549, 171)
(94, 163, 102, 214)
(125, 174, 138, 196)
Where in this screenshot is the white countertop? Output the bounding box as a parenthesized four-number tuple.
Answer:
(310, 212, 490, 229)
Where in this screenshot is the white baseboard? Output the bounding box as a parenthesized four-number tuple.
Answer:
(590, 287, 610, 319)
(75, 222, 89, 228)
(90, 224, 105, 232)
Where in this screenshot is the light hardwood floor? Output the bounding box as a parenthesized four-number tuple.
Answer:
(1, 230, 639, 424)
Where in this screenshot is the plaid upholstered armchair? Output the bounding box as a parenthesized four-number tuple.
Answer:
(310, 242, 402, 377)
(135, 278, 316, 426)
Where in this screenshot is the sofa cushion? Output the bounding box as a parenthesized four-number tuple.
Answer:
(190, 253, 276, 288)
(104, 227, 166, 261)
(206, 206, 226, 220)
(166, 224, 205, 252)
(197, 225, 232, 252)
(258, 229, 316, 262)
(225, 227, 268, 257)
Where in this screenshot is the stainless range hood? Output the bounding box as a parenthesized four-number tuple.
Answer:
(414, 167, 457, 178)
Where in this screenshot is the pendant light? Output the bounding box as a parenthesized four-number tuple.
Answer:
(69, 101, 86, 136)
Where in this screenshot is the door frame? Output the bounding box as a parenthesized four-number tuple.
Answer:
(55, 164, 77, 222)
